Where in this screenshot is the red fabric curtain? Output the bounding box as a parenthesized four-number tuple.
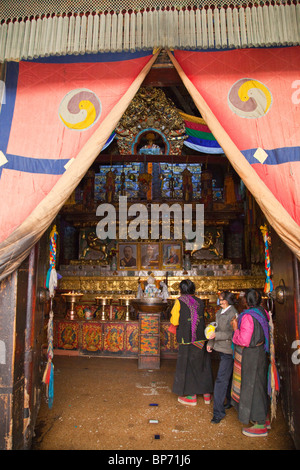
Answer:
(0, 52, 159, 280)
(168, 47, 300, 260)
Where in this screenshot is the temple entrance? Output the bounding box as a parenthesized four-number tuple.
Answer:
(33, 78, 290, 451)
(1, 49, 299, 451)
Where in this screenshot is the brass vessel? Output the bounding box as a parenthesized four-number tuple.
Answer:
(131, 298, 169, 314)
(61, 292, 83, 320)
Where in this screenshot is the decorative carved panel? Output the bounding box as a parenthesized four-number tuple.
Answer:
(115, 87, 186, 155)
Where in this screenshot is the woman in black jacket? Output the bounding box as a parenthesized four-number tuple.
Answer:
(170, 279, 214, 406)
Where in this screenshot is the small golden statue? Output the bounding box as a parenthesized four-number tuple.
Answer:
(182, 167, 193, 202)
(105, 170, 116, 203)
(138, 172, 152, 194)
(139, 132, 163, 155)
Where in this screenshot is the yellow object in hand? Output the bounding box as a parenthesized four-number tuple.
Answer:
(205, 322, 217, 339)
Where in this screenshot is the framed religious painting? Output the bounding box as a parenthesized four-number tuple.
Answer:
(161, 242, 182, 270)
(139, 243, 160, 270)
(118, 243, 138, 270)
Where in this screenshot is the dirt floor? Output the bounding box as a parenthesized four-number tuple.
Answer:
(31, 354, 295, 452)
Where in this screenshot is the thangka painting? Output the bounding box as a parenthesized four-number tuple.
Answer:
(56, 321, 79, 350)
(160, 324, 172, 353)
(81, 322, 103, 353)
(125, 323, 139, 355)
(103, 324, 124, 353)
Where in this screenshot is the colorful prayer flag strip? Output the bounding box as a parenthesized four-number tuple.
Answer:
(179, 111, 224, 154)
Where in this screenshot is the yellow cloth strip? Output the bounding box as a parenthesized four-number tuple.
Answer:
(178, 110, 207, 125)
(170, 299, 180, 326)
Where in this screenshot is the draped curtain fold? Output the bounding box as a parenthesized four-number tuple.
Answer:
(0, 51, 159, 280)
(167, 48, 300, 260)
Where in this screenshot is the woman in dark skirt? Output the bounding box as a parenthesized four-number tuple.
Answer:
(231, 288, 270, 437)
(170, 279, 214, 406)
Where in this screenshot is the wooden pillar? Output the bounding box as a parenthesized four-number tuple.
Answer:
(23, 245, 39, 449)
(272, 230, 300, 449)
(0, 230, 53, 450)
(0, 266, 27, 450)
(138, 313, 161, 369)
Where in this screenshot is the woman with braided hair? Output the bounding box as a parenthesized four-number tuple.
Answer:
(170, 279, 213, 406)
(231, 288, 270, 437)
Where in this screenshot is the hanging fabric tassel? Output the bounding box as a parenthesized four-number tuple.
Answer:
(43, 309, 54, 409)
(163, 9, 170, 49)
(232, 7, 241, 48)
(0, 22, 8, 62)
(60, 15, 69, 56)
(44, 15, 53, 56)
(54, 15, 63, 55)
(172, 9, 179, 49)
(45, 225, 59, 297)
(34, 17, 43, 58)
(27, 17, 37, 59)
(5, 20, 15, 61)
(39, 16, 48, 57)
(49, 15, 58, 56)
(79, 14, 87, 54)
(136, 11, 142, 50)
(260, 223, 279, 421)
(220, 7, 227, 48)
(111, 12, 118, 52)
(152, 9, 159, 49)
(239, 7, 247, 48)
(250, 5, 259, 47)
(104, 12, 111, 53)
(260, 224, 273, 294)
(43, 225, 59, 409)
(123, 11, 130, 51)
(92, 13, 100, 53)
(207, 8, 214, 49)
(73, 14, 81, 55)
(214, 8, 221, 49)
(178, 9, 185, 48)
(195, 8, 202, 49)
(226, 7, 234, 48)
(10, 20, 21, 60)
(67, 13, 75, 54)
(98, 13, 106, 52)
(129, 12, 136, 52)
(201, 8, 208, 49)
(86, 12, 94, 53)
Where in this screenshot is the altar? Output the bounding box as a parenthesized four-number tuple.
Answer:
(50, 317, 178, 359)
(49, 273, 265, 365)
